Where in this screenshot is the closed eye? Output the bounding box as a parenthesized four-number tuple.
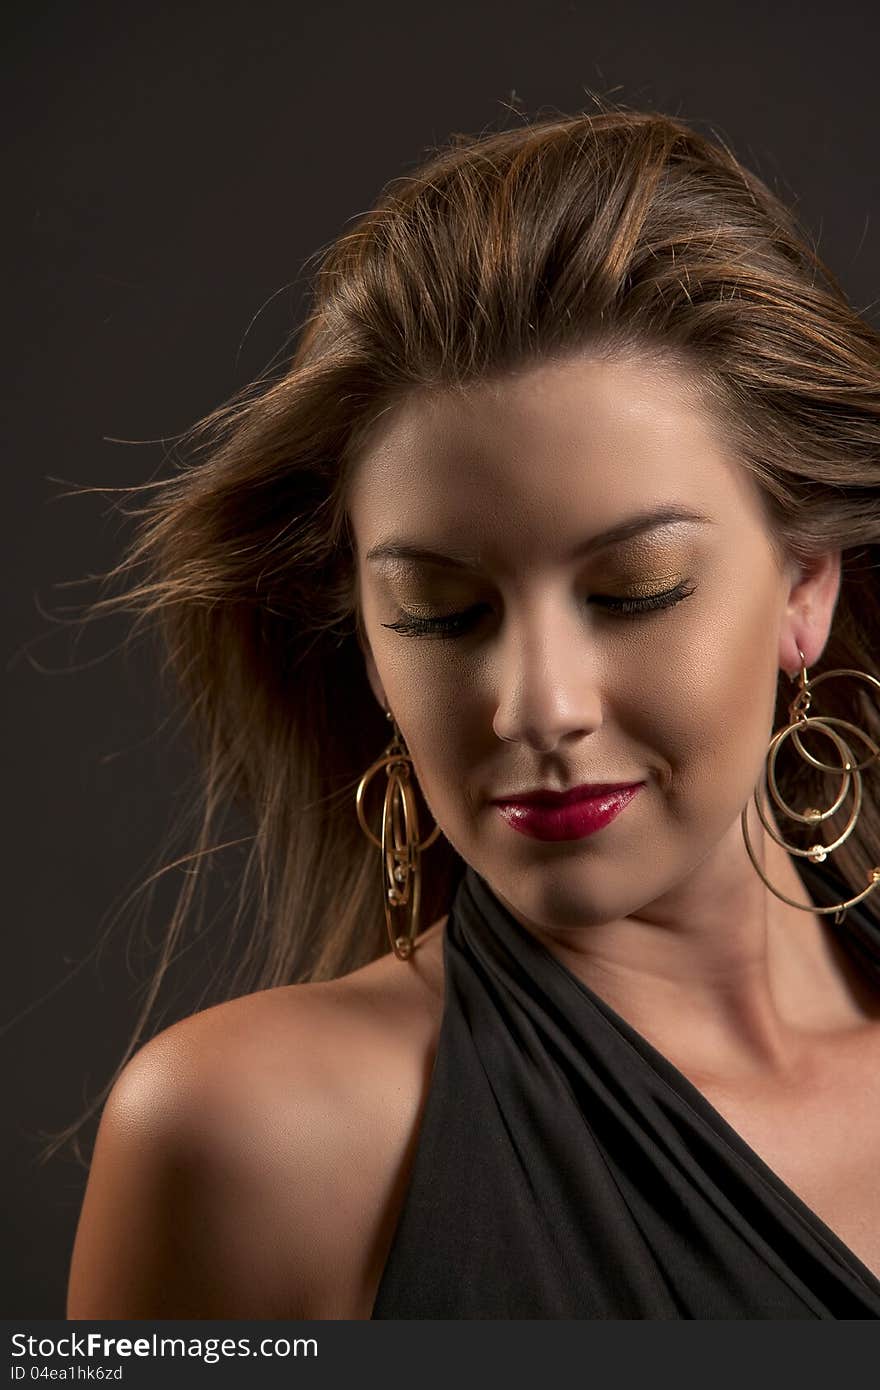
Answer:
(381, 582, 697, 638)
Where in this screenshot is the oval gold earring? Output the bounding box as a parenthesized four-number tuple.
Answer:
(355, 710, 442, 961)
(740, 647, 880, 925)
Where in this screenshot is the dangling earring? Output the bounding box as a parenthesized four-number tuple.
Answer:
(740, 647, 880, 925)
(355, 710, 442, 961)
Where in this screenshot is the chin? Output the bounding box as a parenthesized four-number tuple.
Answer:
(483, 852, 637, 930)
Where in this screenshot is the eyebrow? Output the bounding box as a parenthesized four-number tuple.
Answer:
(365, 504, 713, 569)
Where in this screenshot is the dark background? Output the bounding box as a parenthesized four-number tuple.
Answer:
(5, 0, 879, 1318)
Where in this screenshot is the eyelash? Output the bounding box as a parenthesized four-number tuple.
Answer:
(381, 582, 697, 639)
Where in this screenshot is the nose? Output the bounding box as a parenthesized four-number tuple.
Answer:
(491, 595, 604, 752)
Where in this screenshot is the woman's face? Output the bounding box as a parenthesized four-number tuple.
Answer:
(347, 351, 840, 930)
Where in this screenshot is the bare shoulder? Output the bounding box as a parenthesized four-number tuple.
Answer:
(67, 918, 448, 1320)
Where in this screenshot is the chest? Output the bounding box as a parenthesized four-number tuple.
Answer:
(690, 1039, 880, 1287)
(265, 971, 880, 1319)
(299, 1055, 880, 1318)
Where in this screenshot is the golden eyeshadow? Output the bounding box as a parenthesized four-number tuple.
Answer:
(379, 541, 691, 604)
(611, 573, 684, 596)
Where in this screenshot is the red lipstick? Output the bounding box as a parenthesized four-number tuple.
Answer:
(491, 782, 644, 842)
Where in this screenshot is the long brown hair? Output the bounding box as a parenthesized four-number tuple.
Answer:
(44, 100, 880, 1164)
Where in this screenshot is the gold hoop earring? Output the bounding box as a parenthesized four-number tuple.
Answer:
(355, 710, 442, 961)
(740, 647, 880, 925)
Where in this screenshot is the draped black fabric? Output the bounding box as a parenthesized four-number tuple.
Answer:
(370, 858, 880, 1319)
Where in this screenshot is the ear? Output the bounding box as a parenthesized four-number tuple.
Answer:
(357, 622, 389, 714)
(778, 548, 842, 677)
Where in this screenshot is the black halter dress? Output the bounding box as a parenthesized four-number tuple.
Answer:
(370, 857, 880, 1319)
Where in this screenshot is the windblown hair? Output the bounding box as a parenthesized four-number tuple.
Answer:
(46, 100, 880, 1164)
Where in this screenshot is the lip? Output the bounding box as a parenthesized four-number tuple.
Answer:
(491, 781, 644, 807)
(492, 783, 645, 842)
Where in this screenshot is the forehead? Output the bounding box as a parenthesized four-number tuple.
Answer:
(347, 353, 763, 562)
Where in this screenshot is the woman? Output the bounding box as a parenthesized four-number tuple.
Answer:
(64, 104, 880, 1319)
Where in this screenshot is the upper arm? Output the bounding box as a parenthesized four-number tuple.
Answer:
(65, 1008, 314, 1320)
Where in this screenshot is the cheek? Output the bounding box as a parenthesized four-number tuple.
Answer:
(400, 678, 484, 805)
(381, 662, 491, 852)
(640, 590, 781, 818)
